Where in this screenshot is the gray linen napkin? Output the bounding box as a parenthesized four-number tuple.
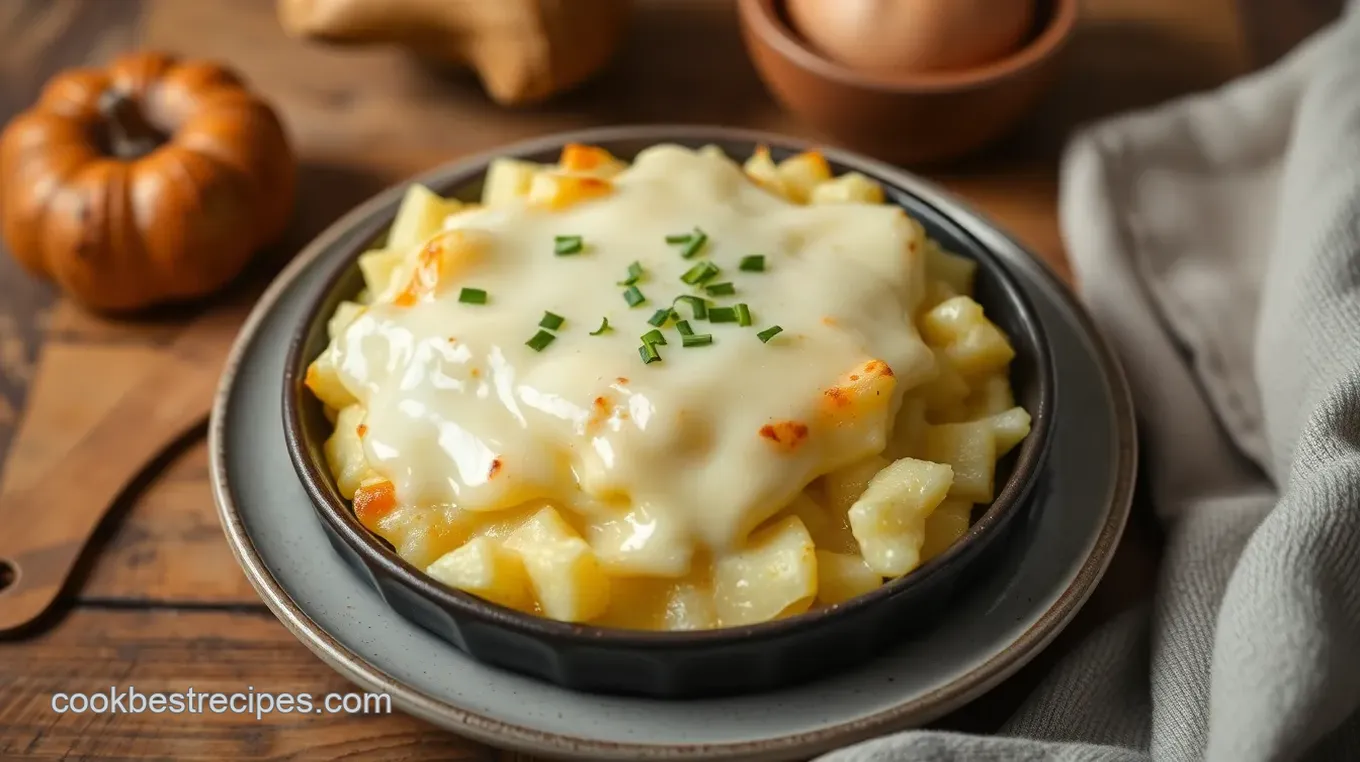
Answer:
(820, 6, 1360, 761)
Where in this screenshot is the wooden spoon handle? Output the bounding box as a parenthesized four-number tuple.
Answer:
(0, 309, 239, 634)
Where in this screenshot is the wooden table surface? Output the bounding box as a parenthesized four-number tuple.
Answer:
(0, 0, 1342, 759)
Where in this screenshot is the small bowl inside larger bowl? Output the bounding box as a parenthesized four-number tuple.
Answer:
(737, 0, 1079, 165)
(282, 126, 1055, 698)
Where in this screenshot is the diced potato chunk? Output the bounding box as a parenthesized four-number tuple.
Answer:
(743, 145, 791, 199)
(306, 347, 357, 410)
(352, 478, 397, 528)
(920, 296, 1016, 377)
(990, 406, 1032, 456)
(387, 184, 462, 253)
(503, 507, 610, 622)
(921, 500, 971, 561)
(427, 537, 533, 611)
(557, 143, 626, 178)
(821, 455, 891, 517)
(697, 144, 727, 160)
(596, 575, 717, 631)
(815, 550, 882, 605)
(714, 516, 817, 625)
(920, 279, 960, 313)
(327, 300, 366, 340)
(968, 374, 1016, 417)
(526, 173, 613, 211)
(324, 404, 373, 499)
(374, 504, 476, 570)
(925, 241, 977, 295)
(586, 506, 692, 577)
(848, 457, 953, 576)
(916, 347, 970, 417)
(783, 492, 859, 555)
(391, 230, 487, 306)
(924, 421, 997, 502)
(884, 396, 928, 460)
(821, 359, 897, 423)
(357, 248, 406, 299)
(482, 158, 542, 206)
(810, 171, 885, 205)
(663, 581, 718, 630)
(777, 151, 833, 204)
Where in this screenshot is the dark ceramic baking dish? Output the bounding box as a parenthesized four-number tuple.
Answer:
(282, 126, 1054, 698)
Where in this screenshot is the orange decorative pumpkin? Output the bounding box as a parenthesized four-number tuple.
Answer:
(0, 52, 295, 312)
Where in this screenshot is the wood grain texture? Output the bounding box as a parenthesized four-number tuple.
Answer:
(0, 0, 144, 474)
(0, 609, 496, 760)
(0, 308, 245, 634)
(0, 0, 1339, 758)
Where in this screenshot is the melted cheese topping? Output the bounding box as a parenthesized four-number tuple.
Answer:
(323, 145, 935, 579)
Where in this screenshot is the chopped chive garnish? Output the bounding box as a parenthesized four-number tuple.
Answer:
(679, 228, 709, 259)
(589, 317, 611, 335)
(617, 261, 645, 286)
(704, 282, 736, 297)
(639, 343, 662, 364)
(680, 261, 720, 286)
(665, 232, 693, 244)
(459, 287, 488, 304)
(739, 255, 766, 272)
(623, 285, 647, 308)
(554, 235, 584, 255)
(757, 325, 784, 343)
(709, 306, 738, 323)
(647, 308, 675, 327)
(539, 311, 565, 330)
(674, 295, 709, 320)
(735, 303, 752, 327)
(682, 333, 714, 348)
(526, 330, 556, 351)
(641, 329, 667, 346)
(675, 320, 694, 337)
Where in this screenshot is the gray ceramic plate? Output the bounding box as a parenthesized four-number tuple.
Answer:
(210, 127, 1136, 762)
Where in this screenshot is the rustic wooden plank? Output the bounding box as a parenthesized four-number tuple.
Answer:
(141, 0, 793, 162)
(0, 0, 145, 474)
(78, 442, 259, 604)
(0, 608, 496, 760)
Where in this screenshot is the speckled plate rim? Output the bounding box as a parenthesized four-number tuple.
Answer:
(209, 125, 1136, 761)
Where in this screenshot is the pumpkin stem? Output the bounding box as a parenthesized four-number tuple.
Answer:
(97, 90, 163, 160)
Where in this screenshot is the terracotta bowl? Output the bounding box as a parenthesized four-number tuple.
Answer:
(737, 0, 1079, 165)
(282, 126, 1055, 698)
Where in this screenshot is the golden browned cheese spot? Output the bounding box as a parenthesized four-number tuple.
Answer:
(759, 420, 809, 452)
(488, 458, 503, 479)
(616, 377, 629, 385)
(822, 316, 838, 327)
(356, 423, 368, 438)
(470, 368, 480, 378)
(797, 150, 831, 175)
(560, 143, 611, 171)
(353, 480, 397, 529)
(823, 387, 851, 409)
(849, 374, 860, 381)
(586, 395, 613, 434)
(864, 359, 894, 378)
(393, 239, 444, 307)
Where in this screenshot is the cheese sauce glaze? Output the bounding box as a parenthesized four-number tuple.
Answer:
(324, 145, 935, 578)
